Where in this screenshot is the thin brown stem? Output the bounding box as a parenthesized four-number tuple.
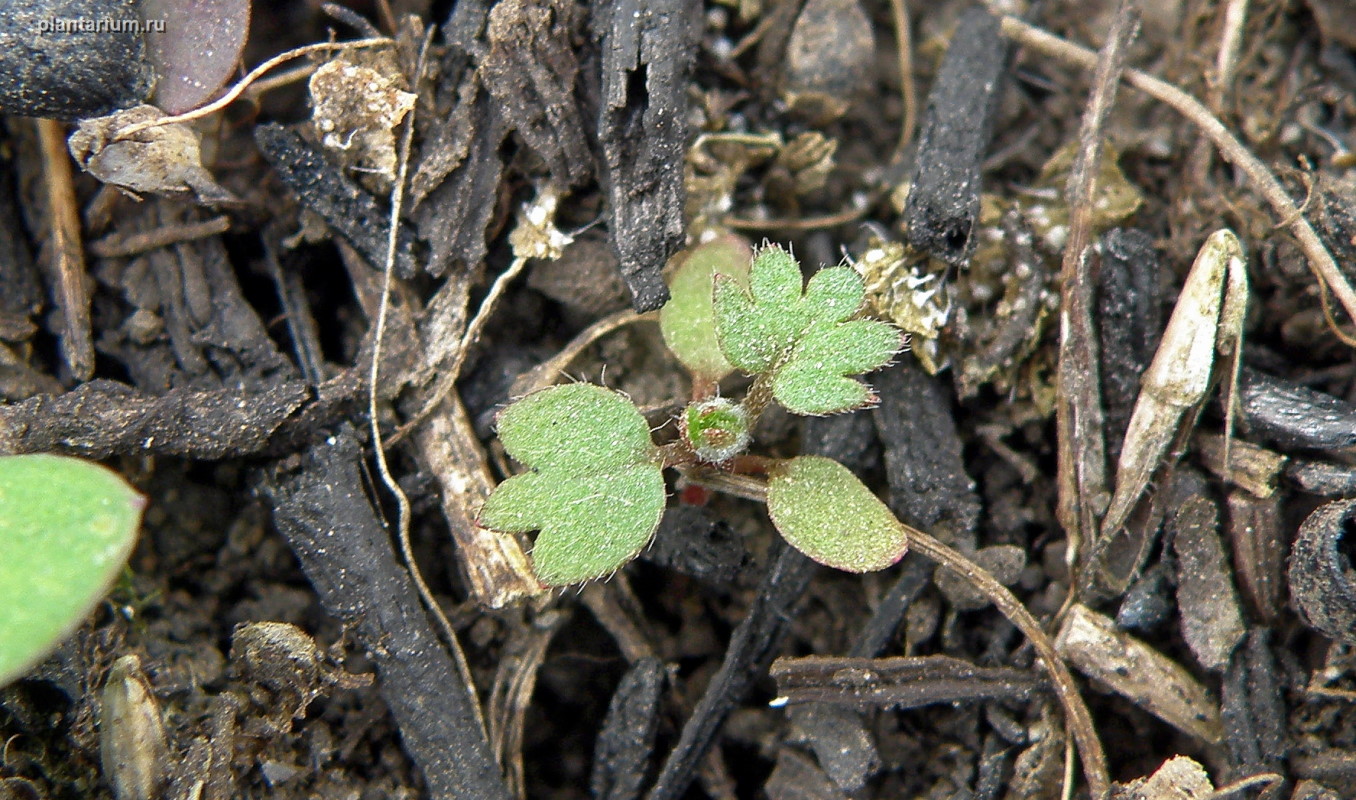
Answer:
(506, 309, 652, 399)
(396, 255, 533, 442)
(904, 530, 1110, 799)
(1054, 0, 1135, 578)
(113, 38, 395, 141)
(699, 468, 1110, 797)
(36, 118, 93, 380)
(887, 0, 917, 162)
(89, 216, 231, 258)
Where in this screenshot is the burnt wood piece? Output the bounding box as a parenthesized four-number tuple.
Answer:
(0, 0, 154, 120)
(410, 83, 507, 277)
(787, 533, 930, 792)
(1289, 499, 1356, 643)
(254, 124, 420, 278)
(850, 556, 932, 659)
(260, 428, 512, 800)
(593, 0, 697, 311)
(874, 361, 980, 543)
(482, 0, 593, 189)
(409, 0, 502, 278)
(642, 505, 749, 587)
(904, 7, 1010, 265)
(1096, 228, 1162, 458)
(591, 657, 665, 800)
(1220, 629, 1287, 781)
(0, 379, 308, 459)
(1288, 460, 1356, 496)
(1240, 368, 1356, 451)
(770, 654, 1046, 708)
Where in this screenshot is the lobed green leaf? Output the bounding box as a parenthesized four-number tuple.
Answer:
(713, 244, 903, 415)
(497, 383, 657, 475)
(479, 384, 666, 586)
(0, 455, 145, 686)
(766, 455, 909, 572)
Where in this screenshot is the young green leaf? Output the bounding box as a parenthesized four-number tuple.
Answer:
(659, 235, 753, 381)
(766, 455, 908, 572)
(478, 384, 666, 586)
(714, 245, 903, 415)
(0, 455, 145, 687)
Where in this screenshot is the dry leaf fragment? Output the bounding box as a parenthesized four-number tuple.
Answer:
(1113, 756, 1214, 800)
(67, 105, 236, 205)
(1056, 604, 1223, 743)
(309, 53, 417, 194)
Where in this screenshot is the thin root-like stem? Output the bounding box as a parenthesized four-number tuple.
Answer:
(904, 529, 1110, 799)
(887, 0, 917, 161)
(366, 27, 488, 742)
(36, 117, 93, 381)
(999, 16, 1356, 347)
(114, 37, 394, 141)
(507, 308, 653, 398)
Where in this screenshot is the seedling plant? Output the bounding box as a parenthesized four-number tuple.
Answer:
(478, 242, 907, 586)
(477, 241, 1110, 793)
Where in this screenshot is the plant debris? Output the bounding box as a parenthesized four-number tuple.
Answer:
(9, 1, 1356, 798)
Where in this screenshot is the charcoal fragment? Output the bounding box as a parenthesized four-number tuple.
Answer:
(643, 505, 748, 587)
(1226, 491, 1285, 624)
(482, 0, 592, 188)
(595, 0, 697, 311)
(1289, 498, 1356, 643)
(1096, 228, 1162, 458)
(592, 657, 664, 800)
(254, 124, 420, 277)
(260, 429, 512, 800)
(1288, 460, 1356, 497)
(1240, 368, 1356, 451)
(904, 7, 1010, 265)
(1220, 629, 1287, 779)
(873, 362, 979, 544)
(770, 654, 1046, 709)
(0, 0, 155, 120)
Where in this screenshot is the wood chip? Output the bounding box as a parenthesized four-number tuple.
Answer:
(1055, 604, 1223, 743)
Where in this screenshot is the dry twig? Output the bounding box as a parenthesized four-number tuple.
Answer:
(1053, 0, 1137, 572)
(36, 118, 93, 380)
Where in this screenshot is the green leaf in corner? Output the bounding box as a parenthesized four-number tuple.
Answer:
(766, 455, 908, 572)
(478, 384, 666, 586)
(659, 235, 753, 381)
(713, 245, 903, 415)
(0, 455, 145, 687)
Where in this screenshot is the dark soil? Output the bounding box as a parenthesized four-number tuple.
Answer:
(5, 1, 1356, 799)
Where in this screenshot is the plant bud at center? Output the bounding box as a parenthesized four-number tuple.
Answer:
(682, 398, 751, 463)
